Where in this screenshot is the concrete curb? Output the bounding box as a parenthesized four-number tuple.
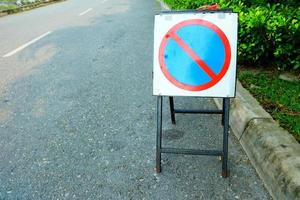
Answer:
(214, 81, 300, 200)
(157, 0, 170, 11)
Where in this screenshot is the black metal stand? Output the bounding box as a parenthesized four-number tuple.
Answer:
(156, 96, 230, 178)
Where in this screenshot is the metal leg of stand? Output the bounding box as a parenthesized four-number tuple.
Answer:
(222, 98, 230, 178)
(169, 97, 176, 125)
(156, 96, 163, 173)
(222, 98, 225, 126)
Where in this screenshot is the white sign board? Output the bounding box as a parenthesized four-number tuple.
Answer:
(153, 12, 238, 97)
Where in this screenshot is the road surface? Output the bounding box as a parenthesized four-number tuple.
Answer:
(0, 0, 271, 199)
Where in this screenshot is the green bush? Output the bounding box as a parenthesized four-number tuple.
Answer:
(164, 0, 300, 71)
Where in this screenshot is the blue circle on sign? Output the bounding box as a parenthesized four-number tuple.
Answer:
(165, 25, 225, 85)
(159, 19, 231, 91)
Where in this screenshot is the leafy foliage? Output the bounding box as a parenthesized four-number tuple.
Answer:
(164, 0, 300, 71)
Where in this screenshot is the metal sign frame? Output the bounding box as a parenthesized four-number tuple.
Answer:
(156, 96, 230, 178)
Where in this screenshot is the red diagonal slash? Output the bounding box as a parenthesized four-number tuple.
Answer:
(168, 31, 217, 80)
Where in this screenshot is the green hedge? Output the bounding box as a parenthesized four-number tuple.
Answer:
(164, 0, 300, 71)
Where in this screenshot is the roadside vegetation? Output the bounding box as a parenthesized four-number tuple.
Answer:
(163, 0, 300, 140)
(0, 4, 17, 11)
(0, 0, 17, 11)
(0, 0, 62, 13)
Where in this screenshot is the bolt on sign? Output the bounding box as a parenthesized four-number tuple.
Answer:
(153, 12, 238, 97)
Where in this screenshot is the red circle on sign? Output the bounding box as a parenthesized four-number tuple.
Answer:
(159, 19, 231, 91)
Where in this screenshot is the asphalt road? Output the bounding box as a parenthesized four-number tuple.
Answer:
(0, 0, 271, 199)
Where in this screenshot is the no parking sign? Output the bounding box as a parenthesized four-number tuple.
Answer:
(153, 12, 238, 97)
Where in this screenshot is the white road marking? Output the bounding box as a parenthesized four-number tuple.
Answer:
(3, 31, 52, 58)
(78, 8, 93, 16)
(102, 0, 108, 2)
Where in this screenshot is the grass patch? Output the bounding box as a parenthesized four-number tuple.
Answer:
(238, 68, 300, 140)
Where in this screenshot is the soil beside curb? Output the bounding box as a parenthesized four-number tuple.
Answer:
(214, 81, 300, 200)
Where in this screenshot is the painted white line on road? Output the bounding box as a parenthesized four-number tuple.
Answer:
(102, 0, 108, 2)
(79, 8, 93, 16)
(3, 31, 52, 58)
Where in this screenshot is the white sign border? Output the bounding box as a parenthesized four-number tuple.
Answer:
(153, 12, 238, 97)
